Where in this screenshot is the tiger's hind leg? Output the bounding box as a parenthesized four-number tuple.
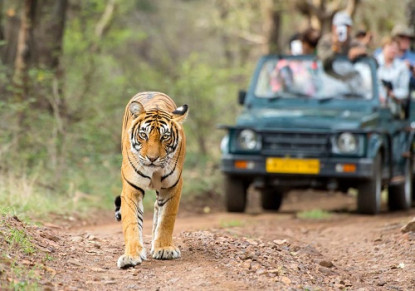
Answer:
(151, 178, 182, 260)
(117, 182, 146, 268)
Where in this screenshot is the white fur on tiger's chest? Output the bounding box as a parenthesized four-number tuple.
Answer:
(131, 165, 180, 192)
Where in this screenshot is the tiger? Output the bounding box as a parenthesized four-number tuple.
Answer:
(116, 91, 188, 269)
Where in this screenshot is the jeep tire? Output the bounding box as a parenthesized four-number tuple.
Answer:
(357, 154, 382, 214)
(260, 188, 284, 211)
(224, 175, 248, 212)
(388, 158, 412, 211)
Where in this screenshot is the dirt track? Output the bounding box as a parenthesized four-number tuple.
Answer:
(8, 191, 415, 290)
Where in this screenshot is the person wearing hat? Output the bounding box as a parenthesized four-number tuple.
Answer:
(317, 11, 367, 79)
(392, 24, 415, 66)
(388, 24, 415, 93)
(376, 36, 410, 118)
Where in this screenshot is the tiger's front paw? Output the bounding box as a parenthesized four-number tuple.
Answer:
(151, 246, 181, 260)
(117, 249, 147, 269)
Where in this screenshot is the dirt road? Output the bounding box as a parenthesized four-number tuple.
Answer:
(5, 191, 415, 290)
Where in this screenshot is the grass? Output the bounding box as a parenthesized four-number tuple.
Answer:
(296, 209, 332, 220)
(7, 263, 41, 291)
(0, 217, 42, 291)
(5, 228, 36, 255)
(220, 219, 244, 228)
(0, 172, 72, 221)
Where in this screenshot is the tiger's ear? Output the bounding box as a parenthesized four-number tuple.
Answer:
(172, 104, 189, 123)
(129, 101, 145, 118)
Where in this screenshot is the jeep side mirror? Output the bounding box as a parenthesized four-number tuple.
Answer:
(238, 90, 246, 105)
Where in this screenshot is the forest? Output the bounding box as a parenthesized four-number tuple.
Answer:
(0, 0, 411, 217)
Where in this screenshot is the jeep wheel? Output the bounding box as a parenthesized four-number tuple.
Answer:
(388, 158, 413, 211)
(224, 176, 248, 212)
(260, 188, 284, 211)
(357, 154, 382, 215)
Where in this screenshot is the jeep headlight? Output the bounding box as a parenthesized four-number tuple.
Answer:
(332, 132, 363, 154)
(337, 132, 357, 153)
(237, 129, 261, 151)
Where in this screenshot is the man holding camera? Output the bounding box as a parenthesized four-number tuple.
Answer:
(317, 11, 367, 78)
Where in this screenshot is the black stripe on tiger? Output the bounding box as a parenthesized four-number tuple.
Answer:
(124, 177, 145, 197)
(166, 126, 179, 153)
(127, 152, 151, 180)
(136, 204, 143, 231)
(161, 171, 182, 190)
(121, 171, 145, 197)
(131, 122, 139, 141)
(157, 195, 174, 207)
(161, 143, 182, 181)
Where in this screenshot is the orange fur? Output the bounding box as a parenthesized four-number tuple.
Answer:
(117, 92, 188, 268)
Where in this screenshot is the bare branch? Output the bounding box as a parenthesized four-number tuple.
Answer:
(236, 31, 267, 44)
(345, 0, 361, 17)
(95, 0, 117, 40)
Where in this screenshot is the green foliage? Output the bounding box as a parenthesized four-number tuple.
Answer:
(296, 209, 332, 220)
(220, 219, 244, 228)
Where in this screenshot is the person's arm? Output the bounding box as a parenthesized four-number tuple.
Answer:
(317, 34, 336, 63)
(392, 65, 410, 100)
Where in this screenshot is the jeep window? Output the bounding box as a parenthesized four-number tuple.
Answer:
(254, 58, 373, 100)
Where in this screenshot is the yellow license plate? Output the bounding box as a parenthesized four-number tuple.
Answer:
(266, 158, 320, 174)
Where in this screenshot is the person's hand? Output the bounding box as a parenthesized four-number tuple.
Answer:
(348, 46, 367, 61)
(331, 32, 342, 53)
(387, 90, 403, 104)
(362, 32, 373, 46)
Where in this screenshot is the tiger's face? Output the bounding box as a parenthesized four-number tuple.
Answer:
(128, 101, 188, 168)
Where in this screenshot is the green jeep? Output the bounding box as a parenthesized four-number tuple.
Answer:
(220, 54, 415, 215)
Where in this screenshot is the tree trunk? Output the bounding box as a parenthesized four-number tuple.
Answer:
(407, 0, 415, 51)
(261, 0, 282, 54)
(345, 0, 360, 18)
(79, 0, 117, 101)
(45, 0, 68, 70)
(0, 0, 4, 42)
(214, 0, 234, 65)
(1, 6, 20, 67)
(13, 0, 37, 101)
(12, 0, 36, 150)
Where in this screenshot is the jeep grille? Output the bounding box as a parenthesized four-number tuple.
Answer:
(262, 132, 330, 157)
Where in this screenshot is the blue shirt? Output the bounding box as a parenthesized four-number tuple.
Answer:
(400, 49, 415, 65)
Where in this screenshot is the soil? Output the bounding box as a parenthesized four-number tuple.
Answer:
(1, 190, 415, 290)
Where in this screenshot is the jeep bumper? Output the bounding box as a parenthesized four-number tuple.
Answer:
(221, 154, 374, 179)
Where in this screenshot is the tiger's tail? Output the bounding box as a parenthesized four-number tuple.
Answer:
(114, 195, 121, 221)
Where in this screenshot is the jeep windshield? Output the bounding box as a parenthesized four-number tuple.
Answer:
(254, 57, 374, 100)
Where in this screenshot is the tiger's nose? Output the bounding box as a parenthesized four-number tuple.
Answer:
(147, 156, 158, 162)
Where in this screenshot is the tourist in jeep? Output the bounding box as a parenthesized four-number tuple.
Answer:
(376, 36, 410, 118)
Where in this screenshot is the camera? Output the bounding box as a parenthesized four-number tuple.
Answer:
(336, 25, 348, 42)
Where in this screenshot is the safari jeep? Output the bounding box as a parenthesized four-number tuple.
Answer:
(220, 54, 415, 215)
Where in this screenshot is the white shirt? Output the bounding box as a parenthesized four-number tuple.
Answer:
(376, 54, 410, 100)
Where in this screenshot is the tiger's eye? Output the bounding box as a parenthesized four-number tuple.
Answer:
(139, 132, 147, 139)
(162, 134, 170, 140)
